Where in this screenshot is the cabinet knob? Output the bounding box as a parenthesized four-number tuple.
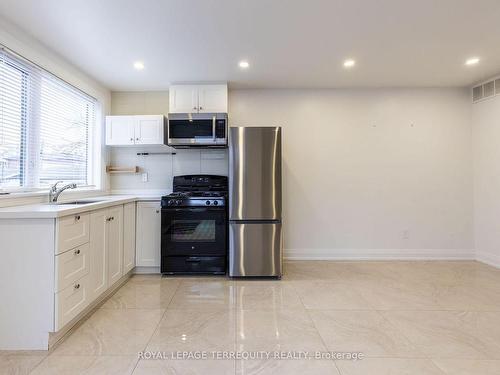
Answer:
(156, 210, 160, 213)
(111, 216, 114, 221)
(193, 106, 197, 110)
(74, 249, 81, 255)
(130, 137, 133, 141)
(199, 106, 203, 110)
(74, 283, 80, 290)
(75, 215, 80, 221)
(136, 138, 139, 141)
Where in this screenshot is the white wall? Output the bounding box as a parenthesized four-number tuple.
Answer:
(473, 94, 500, 267)
(230, 89, 473, 259)
(0, 16, 111, 207)
(110, 88, 474, 260)
(109, 92, 227, 195)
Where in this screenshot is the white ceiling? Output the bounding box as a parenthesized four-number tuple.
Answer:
(1, 0, 500, 90)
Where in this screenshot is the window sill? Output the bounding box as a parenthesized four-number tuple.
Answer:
(0, 187, 105, 200)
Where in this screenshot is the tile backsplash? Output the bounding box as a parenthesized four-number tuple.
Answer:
(109, 145, 228, 193)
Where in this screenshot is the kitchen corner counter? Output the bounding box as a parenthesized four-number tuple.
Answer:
(0, 195, 148, 219)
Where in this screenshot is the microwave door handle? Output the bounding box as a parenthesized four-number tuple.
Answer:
(212, 115, 216, 142)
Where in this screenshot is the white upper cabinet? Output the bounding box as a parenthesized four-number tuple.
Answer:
(134, 115, 165, 145)
(105, 116, 135, 145)
(169, 85, 199, 113)
(169, 84, 227, 113)
(198, 85, 228, 113)
(105, 115, 166, 146)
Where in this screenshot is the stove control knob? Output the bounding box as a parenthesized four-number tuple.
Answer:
(213, 200, 218, 206)
(175, 200, 181, 205)
(206, 200, 211, 206)
(168, 200, 174, 205)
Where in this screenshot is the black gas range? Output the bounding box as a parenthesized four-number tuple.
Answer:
(160, 175, 228, 275)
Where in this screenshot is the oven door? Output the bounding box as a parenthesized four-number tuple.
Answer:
(161, 207, 227, 256)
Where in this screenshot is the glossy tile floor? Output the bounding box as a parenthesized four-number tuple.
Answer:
(2, 261, 500, 374)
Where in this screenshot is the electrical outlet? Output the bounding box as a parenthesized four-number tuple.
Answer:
(142, 172, 148, 182)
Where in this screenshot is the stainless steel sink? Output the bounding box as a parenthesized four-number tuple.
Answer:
(56, 200, 104, 205)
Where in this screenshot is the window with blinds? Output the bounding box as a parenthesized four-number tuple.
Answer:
(0, 48, 96, 190)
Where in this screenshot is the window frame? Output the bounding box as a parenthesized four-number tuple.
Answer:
(0, 47, 102, 195)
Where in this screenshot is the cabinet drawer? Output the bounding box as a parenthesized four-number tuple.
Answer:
(55, 243, 90, 292)
(55, 273, 90, 331)
(56, 213, 90, 254)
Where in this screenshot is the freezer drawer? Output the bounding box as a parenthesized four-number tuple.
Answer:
(229, 222, 282, 277)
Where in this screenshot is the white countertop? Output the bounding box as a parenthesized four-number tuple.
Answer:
(0, 195, 162, 219)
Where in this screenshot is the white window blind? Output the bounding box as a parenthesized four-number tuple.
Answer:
(0, 48, 96, 190)
(0, 51, 27, 188)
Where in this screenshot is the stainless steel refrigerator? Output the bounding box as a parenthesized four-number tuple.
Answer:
(229, 126, 283, 277)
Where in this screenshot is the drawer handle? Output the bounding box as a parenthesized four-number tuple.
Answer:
(75, 215, 81, 221)
(74, 249, 81, 255)
(186, 258, 201, 263)
(74, 283, 80, 290)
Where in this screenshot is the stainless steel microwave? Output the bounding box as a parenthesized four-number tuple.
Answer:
(167, 113, 228, 148)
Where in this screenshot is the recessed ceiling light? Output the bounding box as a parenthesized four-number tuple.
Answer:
(133, 61, 145, 70)
(343, 59, 356, 68)
(239, 60, 250, 69)
(465, 57, 480, 66)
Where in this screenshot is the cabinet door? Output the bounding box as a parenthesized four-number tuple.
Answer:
(198, 84, 228, 113)
(136, 201, 161, 267)
(134, 115, 165, 145)
(169, 85, 198, 113)
(123, 202, 136, 274)
(105, 116, 135, 145)
(107, 205, 124, 286)
(89, 208, 108, 301)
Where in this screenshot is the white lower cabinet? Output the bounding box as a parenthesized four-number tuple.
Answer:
(88, 208, 108, 302)
(55, 273, 90, 331)
(123, 202, 136, 273)
(55, 243, 90, 292)
(136, 201, 161, 268)
(55, 203, 130, 331)
(107, 205, 124, 285)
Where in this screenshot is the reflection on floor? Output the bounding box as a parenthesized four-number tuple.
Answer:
(2, 261, 500, 374)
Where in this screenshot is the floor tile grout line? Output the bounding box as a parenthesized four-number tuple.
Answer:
(303, 307, 342, 374)
(375, 309, 433, 361)
(130, 276, 181, 374)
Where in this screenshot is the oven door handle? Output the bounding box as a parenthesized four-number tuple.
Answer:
(212, 115, 216, 142)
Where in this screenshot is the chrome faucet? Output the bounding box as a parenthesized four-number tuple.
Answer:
(49, 181, 77, 203)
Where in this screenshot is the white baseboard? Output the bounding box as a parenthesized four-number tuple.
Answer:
(284, 248, 475, 261)
(476, 251, 500, 269)
(134, 266, 161, 274)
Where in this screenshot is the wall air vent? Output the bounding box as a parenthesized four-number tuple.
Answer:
(472, 85, 483, 102)
(483, 81, 495, 98)
(473, 76, 500, 103)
